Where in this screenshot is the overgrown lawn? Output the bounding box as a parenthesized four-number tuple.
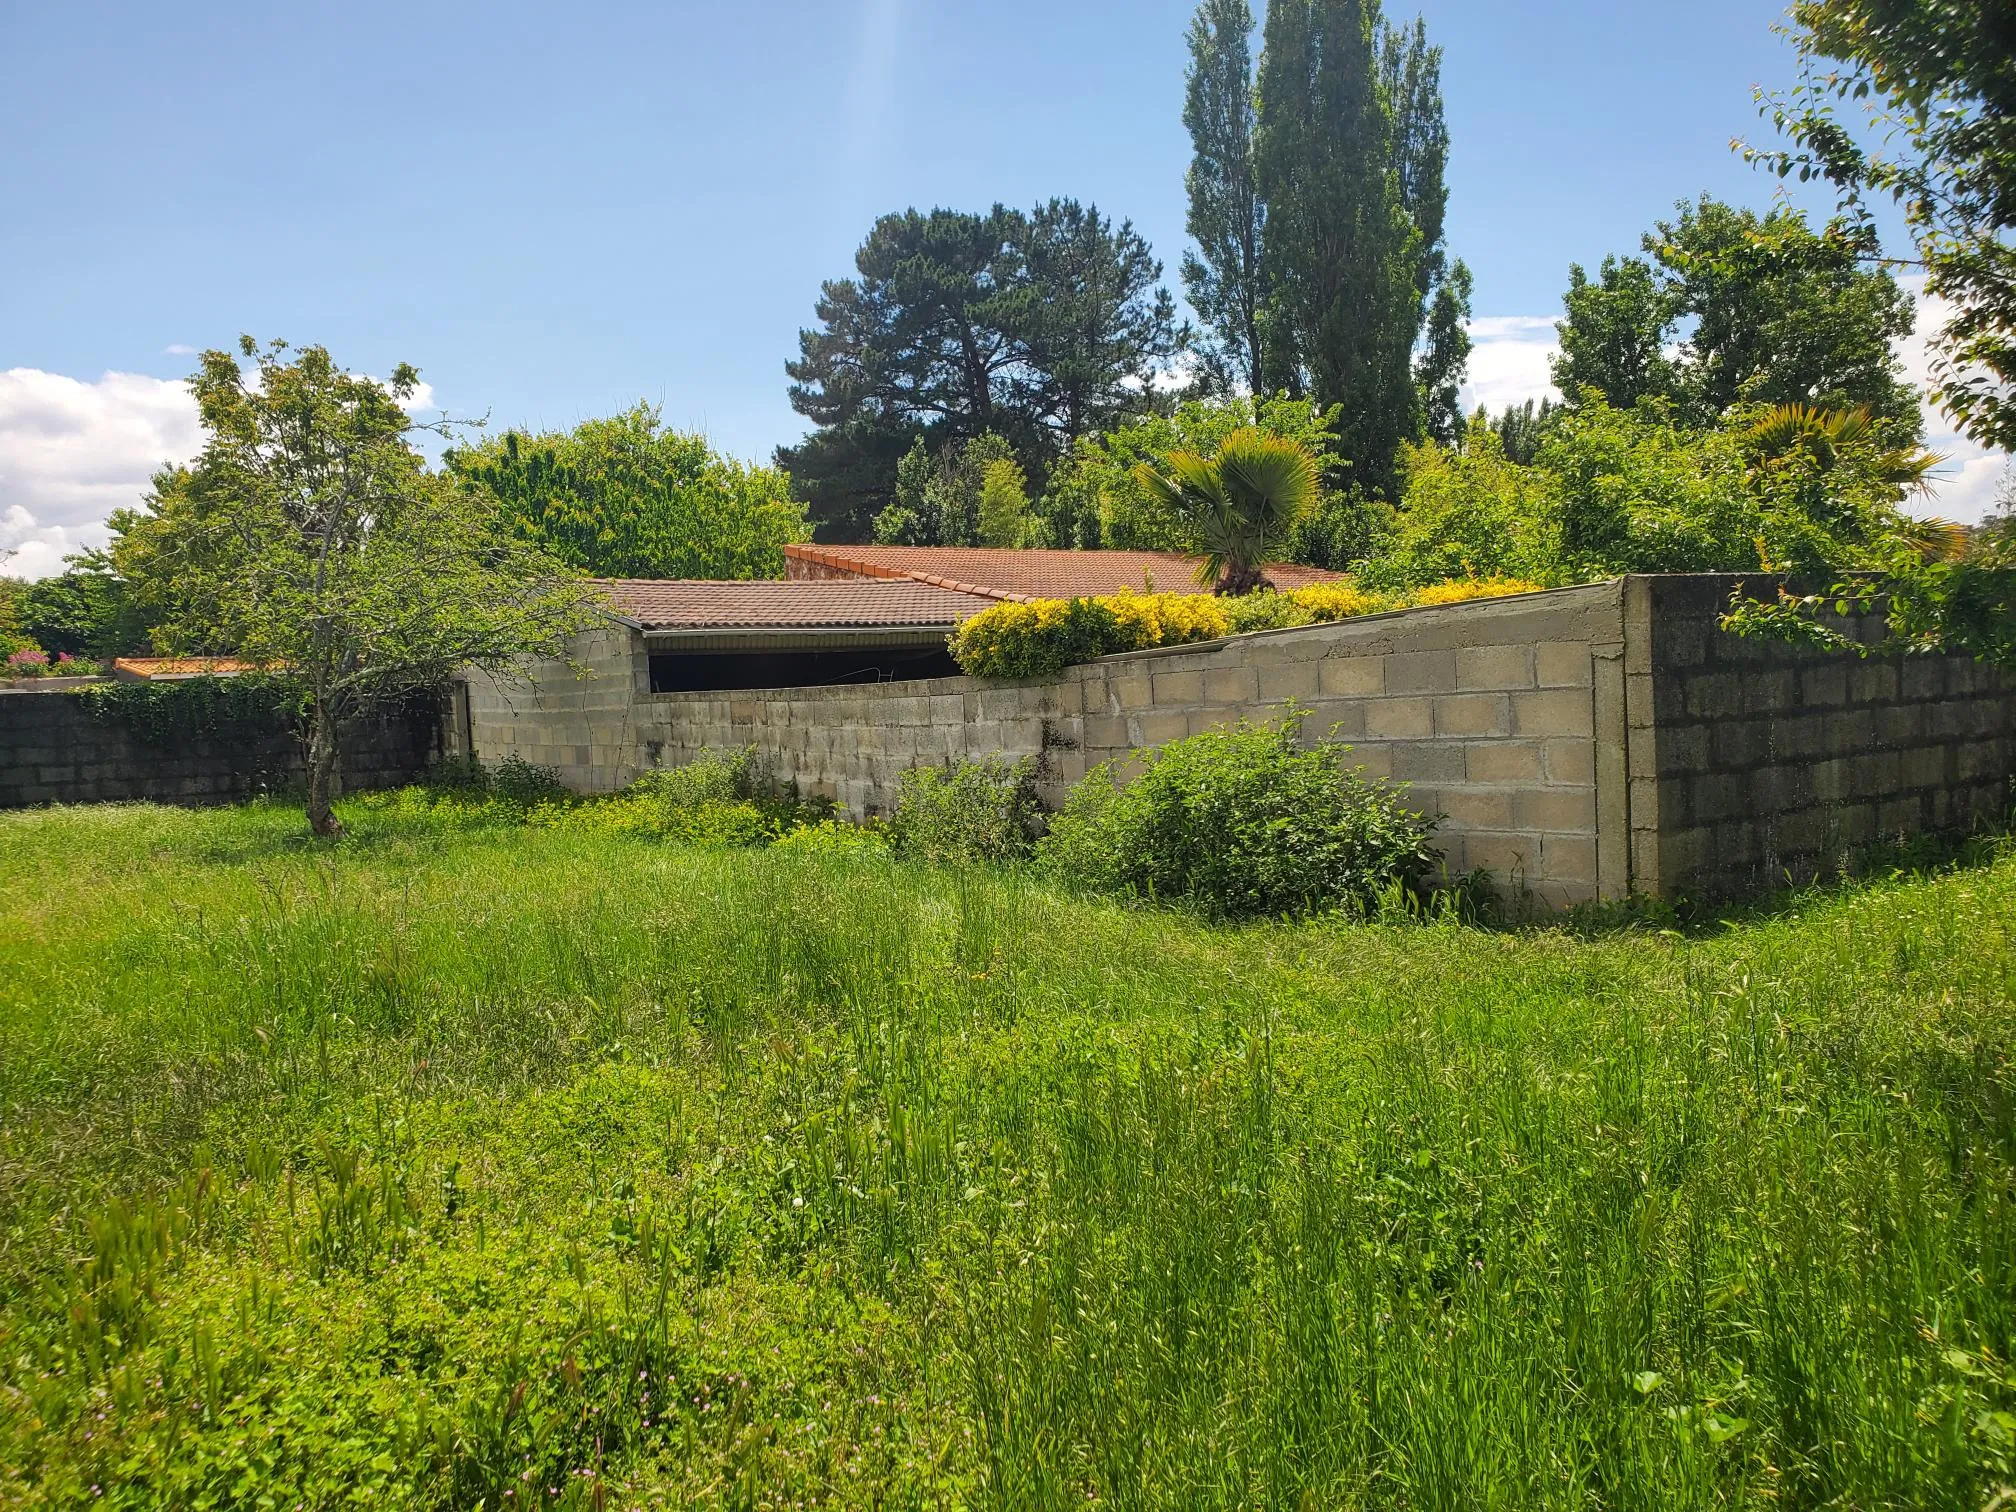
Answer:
(1, 798, 2012, 1508)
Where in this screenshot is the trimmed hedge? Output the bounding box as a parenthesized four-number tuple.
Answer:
(949, 578, 1546, 679)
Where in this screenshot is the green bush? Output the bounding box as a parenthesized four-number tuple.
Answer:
(888, 757, 1041, 864)
(1221, 592, 1315, 634)
(74, 673, 308, 744)
(490, 753, 571, 807)
(1038, 717, 1438, 919)
(408, 749, 832, 848)
(526, 749, 825, 848)
(770, 817, 891, 856)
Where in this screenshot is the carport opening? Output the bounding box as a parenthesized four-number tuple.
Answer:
(649, 646, 961, 694)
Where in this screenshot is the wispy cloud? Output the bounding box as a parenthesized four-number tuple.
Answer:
(839, 0, 906, 189)
(1460, 315, 1560, 418)
(1892, 274, 2008, 523)
(162, 343, 198, 356)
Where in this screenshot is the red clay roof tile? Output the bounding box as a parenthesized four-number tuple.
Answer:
(782, 544, 1343, 598)
(598, 579, 999, 630)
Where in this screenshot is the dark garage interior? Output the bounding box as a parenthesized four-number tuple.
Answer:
(648, 645, 962, 694)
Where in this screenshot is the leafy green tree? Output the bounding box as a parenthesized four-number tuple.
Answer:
(1483, 396, 1560, 465)
(449, 405, 807, 580)
(1417, 258, 1474, 443)
(782, 203, 1179, 539)
(115, 339, 601, 836)
(1255, 0, 1417, 480)
(1133, 429, 1320, 594)
(1553, 200, 1921, 434)
(1181, 0, 1268, 395)
(1750, 0, 2016, 450)
(977, 457, 1033, 547)
(872, 434, 1019, 546)
(1365, 419, 1561, 588)
(1042, 394, 1342, 553)
(12, 557, 152, 659)
(1285, 487, 1399, 573)
(1552, 255, 1680, 411)
(1246, 0, 1465, 498)
(0, 574, 27, 656)
(1658, 199, 1920, 430)
(1369, 396, 1938, 589)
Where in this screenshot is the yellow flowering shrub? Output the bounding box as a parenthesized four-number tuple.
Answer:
(1289, 584, 1394, 621)
(951, 578, 1554, 679)
(1408, 577, 1547, 607)
(951, 593, 1230, 678)
(1102, 589, 1231, 651)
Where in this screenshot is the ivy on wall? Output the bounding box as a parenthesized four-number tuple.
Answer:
(71, 675, 310, 746)
(71, 675, 449, 756)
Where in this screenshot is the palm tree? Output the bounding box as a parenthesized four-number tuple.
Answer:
(1744, 403, 1943, 495)
(1132, 429, 1319, 595)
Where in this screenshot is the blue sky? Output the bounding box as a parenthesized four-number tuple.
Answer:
(0, 0, 1996, 576)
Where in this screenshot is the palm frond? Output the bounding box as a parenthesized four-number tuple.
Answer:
(1134, 430, 1321, 593)
(1902, 515, 1969, 561)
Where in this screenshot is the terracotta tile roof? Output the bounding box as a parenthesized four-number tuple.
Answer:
(598, 579, 999, 630)
(111, 657, 263, 680)
(783, 544, 1344, 598)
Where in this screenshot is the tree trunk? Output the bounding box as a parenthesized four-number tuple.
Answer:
(1218, 561, 1272, 597)
(305, 703, 344, 837)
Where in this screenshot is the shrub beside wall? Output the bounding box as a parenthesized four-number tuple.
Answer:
(888, 757, 1041, 864)
(1037, 718, 1440, 919)
(949, 579, 1545, 679)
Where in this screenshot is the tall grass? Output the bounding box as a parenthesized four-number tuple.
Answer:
(0, 798, 2012, 1508)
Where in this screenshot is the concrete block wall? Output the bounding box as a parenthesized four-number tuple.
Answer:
(462, 576, 2016, 908)
(1626, 576, 2016, 899)
(0, 688, 437, 809)
(1060, 583, 1624, 907)
(471, 585, 1626, 908)
(464, 624, 644, 793)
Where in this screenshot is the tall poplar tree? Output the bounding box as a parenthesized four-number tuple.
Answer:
(1256, 0, 1420, 498)
(1181, 0, 1469, 498)
(1181, 0, 1267, 396)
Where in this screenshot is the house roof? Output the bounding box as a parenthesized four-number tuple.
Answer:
(783, 544, 1346, 599)
(111, 657, 262, 681)
(598, 578, 1000, 631)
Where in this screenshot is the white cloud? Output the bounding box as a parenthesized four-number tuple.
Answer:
(1461, 316, 1560, 418)
(1457, 283, 2012, 524)
(0, 370, 203, 580)
(1892, 274, 2009, 524)
(0, 368, 440, 581)
(162, 343, 197, 356)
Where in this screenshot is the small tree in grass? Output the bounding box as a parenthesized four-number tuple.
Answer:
(115, 338, 605, 836)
